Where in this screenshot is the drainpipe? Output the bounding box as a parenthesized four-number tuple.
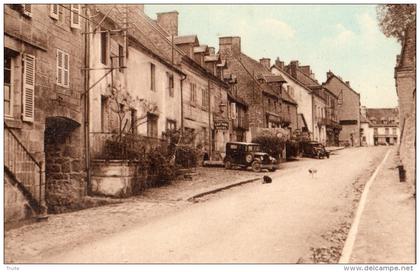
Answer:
(83, 6, 91, 195)
(180, 74, 187, 135)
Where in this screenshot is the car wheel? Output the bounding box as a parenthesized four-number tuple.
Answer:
(224, 160, 232, 169)
(269, 168, 276, 172)
(251, 161, 261, 172)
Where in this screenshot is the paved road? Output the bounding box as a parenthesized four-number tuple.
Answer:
(42, 146, 388, 263)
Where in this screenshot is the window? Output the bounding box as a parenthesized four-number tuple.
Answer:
(4, 53, 13, 117)
(118, 44, 124, 72)
(56, 49, 69, 87)
(22, 4, 32, 17)
(150, 63, 156, 91)
(202, 88, 209, 109)
(100, 30, 108, 65)
(50, 4, 59, 19)
(22, 54, 35, 122)
(166, 119, 176, 131)
(147, 113, 158, 138)
(392, 128, 397, 135)
(167, 72, 174, 97)
(374, 128, 378, 135)
(70, 4, 80, 29)
(190, 83, 196, 103)
(385, 128, 389, 135)
(274, 101, 277, 110)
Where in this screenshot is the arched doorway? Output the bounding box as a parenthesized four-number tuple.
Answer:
(44, 117, 84, 213)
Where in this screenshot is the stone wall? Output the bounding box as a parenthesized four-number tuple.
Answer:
(4, 172, 33, 223)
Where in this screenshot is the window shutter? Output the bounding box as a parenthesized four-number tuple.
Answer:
(50, 4, 59, 20)
(57, 50, 63, 85)
(63, 53, 69, 87)
(71, 4, 81, 29)
(22, 4, 32, 17)
(231, 103, 237, 120)
(22, 54, 35, 122)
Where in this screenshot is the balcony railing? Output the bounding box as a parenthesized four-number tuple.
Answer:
(232, 116, 249, 130)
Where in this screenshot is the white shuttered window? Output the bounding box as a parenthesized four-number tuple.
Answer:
(56, 49, 69, 87)
(22, 54, 35, 122)
(70, 4, 81, 29)
(50, 4, 59, 19)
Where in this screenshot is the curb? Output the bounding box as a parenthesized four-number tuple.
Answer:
(187, 177, 261, 202)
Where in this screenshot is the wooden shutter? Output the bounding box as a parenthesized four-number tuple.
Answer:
(57, 50, 63, 85)
(231, 103, 237, 120)
(50, 4, 59, 19)
(22, 54, 35, 122)
(63, 53, 69, 87)
(22, 4, 32, 17)
(71, 4, 81, 29)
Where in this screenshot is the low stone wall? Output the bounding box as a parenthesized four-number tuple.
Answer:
(91, 160, 153, 198)
(4, 172, 33, 223)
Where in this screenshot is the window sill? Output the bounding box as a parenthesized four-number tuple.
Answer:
(5, 118, 23, 129)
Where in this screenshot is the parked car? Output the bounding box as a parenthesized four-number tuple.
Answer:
(301, 141, 330, 159)
(223, 142, 278, 172)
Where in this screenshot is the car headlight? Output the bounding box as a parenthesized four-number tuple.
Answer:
(246, 154, 253, 163)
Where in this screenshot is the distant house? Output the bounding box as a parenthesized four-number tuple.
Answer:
(323, 71, 361, 146)
(360, 107, 400, 146)
(218, 37, 296, 141)
(394, 23, 415, 188)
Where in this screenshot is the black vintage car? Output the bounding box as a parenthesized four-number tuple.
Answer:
(224, 142, 278, 172)
(301, 141, 330, 159)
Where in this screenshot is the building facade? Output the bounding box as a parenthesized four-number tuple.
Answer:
(218, 37, 295, 142)
(360, 107, 400, 146)
(323, 71, 361, 147)
(5, 4, 87, 218)
(271, 58, 313, 137)
(395, 23, 416, 189)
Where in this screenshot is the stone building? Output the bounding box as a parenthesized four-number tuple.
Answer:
(360, 107, 400, 146)
(395, 23, 416, 189)
(283, 61, 329, 145)
(271, 58, 313, 137)
(218, 37, 295, 141)
(4, 4, 87, 218)
(156, 12, 232, 158)
(323, 71, 361, 146)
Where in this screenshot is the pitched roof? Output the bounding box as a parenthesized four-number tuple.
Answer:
(323, 71, 360, 96)
(281, 88, 297, 105)
(366, 108, 399, 120)
(174, 35, 199, 45)
(271, 64, 313, 95)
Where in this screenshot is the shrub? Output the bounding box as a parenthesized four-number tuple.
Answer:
(146, 146, 176, 186)
(175, 145, 200, 168)
(252, 135, 285, 159)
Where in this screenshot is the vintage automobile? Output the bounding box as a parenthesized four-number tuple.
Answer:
(301, 141, 330, 159)
(223, 142, 278, 172)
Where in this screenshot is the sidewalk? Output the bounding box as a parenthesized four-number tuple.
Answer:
(5, 167, 264, 263)
(348, 148, 415, 263)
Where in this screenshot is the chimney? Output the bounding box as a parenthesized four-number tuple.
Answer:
(396, 54, 401, 65)
(360, 106, 367, 118)
(326, 70, 333, 79)
(259, 58, 271, 70)
(156, 11, 178, 37)
(345, 81, 350, 86)
(208, 47, 215, 55)
(219, 36, 241, 59)
(275, 57, 284, 70)
(299, 65, 311, 76)
(289, 60, 299, 79)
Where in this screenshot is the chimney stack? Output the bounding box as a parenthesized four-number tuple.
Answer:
(208, 47, 215, 55)
(326, 70, 333, 79)
(156, 11, 179, 37)
(289, 60, 299, 79)
(219, 36, 241, 59)
(259, 58, 271, 70)
(345, 81, 350, 86)
(275, 57, 284, 70)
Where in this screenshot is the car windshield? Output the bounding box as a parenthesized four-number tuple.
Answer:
(247, 145, 261, 152)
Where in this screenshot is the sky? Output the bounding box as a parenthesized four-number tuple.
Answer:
(145, 4, 401, 108)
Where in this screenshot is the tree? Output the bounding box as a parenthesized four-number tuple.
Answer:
(376, 4, 416, 43)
